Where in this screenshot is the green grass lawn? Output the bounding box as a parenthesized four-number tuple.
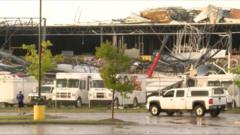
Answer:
(0, 114, 136, 125)
(225, 108, 240, 113)
(0, 104, 148, 113)
(0, 105, 239, 114)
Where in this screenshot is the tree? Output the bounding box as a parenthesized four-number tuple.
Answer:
(22, 40, 61, 82)
(232, 66, 240, 87)
(95, 42, 133, 120)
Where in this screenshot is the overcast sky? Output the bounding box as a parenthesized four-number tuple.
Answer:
(0, 0, 240, 25)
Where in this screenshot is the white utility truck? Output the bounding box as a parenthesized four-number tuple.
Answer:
(52, 72, 90, 107)
(146, 86, 226, 117)
(0, 71, 38, 106)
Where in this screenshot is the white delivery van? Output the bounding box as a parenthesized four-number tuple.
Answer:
(114, 74, 147, 107)
(0, 71, 38, 106)
(52, 72, 90, 107)
(88, 73, 147, 107)
(28, 83, 54, 105)
(88, 73, 112, 106)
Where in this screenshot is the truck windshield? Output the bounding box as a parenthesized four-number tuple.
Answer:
(68, 79, 79, 88)
(91, 80, 104, 88)
(56, 79, 67, 88)
(35, 86, 52, 93)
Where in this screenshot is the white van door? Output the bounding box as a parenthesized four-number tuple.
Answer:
(79, 80, 89, 104)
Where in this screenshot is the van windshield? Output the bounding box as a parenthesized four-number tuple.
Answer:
(91, 80, 104, 88)
(68, 79, 79, 88)
(56, 79, 67, 88)
(35, 86, 52, 93)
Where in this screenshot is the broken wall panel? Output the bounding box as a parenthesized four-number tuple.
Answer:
(140, 10, 171, 23)
(194, 5, 223, 24)
(230, 8, 240, 19)
(167, 7, 189, 21)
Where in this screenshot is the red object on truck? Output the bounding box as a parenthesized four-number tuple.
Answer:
(146, 52, 160, 78)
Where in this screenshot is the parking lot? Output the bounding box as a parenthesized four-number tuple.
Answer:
(0, 112, 239, 134)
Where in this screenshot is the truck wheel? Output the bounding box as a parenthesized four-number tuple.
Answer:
(210, 110, 220, 117)
(75, 98, 82, 108)
(150, 104, 160, 116)
(133, 98, 138, 107)
(194, 105, 205, 117)
(166, 111, 175, 116)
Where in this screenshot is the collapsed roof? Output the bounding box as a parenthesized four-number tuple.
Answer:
(114, 5, 240, 24)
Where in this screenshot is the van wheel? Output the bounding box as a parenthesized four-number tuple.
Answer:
(75, 98, 82, 108)
(114, 98, 119, 109)
(233, 100, 237, 108)
(150, 104, 160, 116)
(54, 101, 61, 108)
(47, 99, 52, 107)
(166, 111, 175, 116)
(133, 98, 138, 107)
(194, 105, 205, 117)
(0, 103, 7, 108)
(210, 110, 220, 117)
(176, 111, 183, 116)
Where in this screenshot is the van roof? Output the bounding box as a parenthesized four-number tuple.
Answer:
(41, 84, 54, 87)
(171, 86, 223, 91)
(35, 84, 54, 88)
(56, 72, 101, 79)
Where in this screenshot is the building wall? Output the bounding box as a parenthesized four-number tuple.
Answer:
(0, 24, 240, 56)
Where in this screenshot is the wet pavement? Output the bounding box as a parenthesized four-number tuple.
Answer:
(0, 112, 240, 134)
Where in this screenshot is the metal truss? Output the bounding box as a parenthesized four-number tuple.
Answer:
(0, 17, 41, 50)
(0, 23, 240, 37)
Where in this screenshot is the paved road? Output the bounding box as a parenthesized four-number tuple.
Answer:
(0, 112, 240, 134)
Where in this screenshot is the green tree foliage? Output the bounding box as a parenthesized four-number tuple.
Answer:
(96, 42, 133, 93)
(231, 66, 240, 87)
(22, 40, 61, 81)
(95, 42, 133, 119)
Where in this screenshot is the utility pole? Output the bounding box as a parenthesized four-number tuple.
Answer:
(34, 0, 45, 121)
(38, 0, 42, 101)
(228, 32, 232, 74)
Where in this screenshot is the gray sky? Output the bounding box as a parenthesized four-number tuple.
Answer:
(1, 0, 240, 25)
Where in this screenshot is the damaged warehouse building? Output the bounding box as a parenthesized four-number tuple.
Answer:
(0, 5, 240, 57)
(0, 5, 240, 107)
